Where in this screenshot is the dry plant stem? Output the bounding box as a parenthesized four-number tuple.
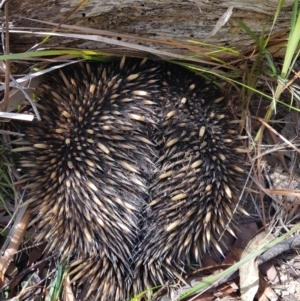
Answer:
(0, 65, 41, 120)
(258, 117, 300, 155)
(0, 210, 30, 284)
(257, 127, 267, 229)
(3, 2, 10, 112)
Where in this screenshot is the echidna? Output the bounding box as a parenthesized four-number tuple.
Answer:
(16, 57, 245, 300)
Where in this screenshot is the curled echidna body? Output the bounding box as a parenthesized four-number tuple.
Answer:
(16, 57, 245, 300)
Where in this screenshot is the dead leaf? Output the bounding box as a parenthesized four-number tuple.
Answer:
(240, 232, 274, 301)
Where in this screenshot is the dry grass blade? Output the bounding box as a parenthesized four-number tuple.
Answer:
(0, 61, 79, 92)
(22, 18, 183, 46)
(9, 30, 191, 60)
(2, 2, 11, 112)
(257, 117, 300, 155)
(266, 189, 300, 197)
(0, 112, 34, 121)
(8, 21, 243, 63)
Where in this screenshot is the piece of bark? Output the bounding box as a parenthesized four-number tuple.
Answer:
(3, 0, 294, 57)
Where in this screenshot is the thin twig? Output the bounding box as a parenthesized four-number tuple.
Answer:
(2, 2, 10, 112)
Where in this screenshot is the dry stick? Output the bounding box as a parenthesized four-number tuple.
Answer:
(257, 235, 300, 264)
(0, 210, 30, 285)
